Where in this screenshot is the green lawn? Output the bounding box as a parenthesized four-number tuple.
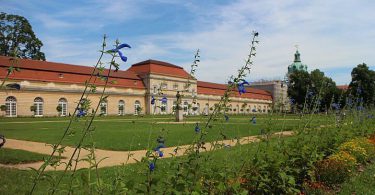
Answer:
(0, 114, 323, 151)
(339, 162, 375, 194)
(0, 148, 51, 164)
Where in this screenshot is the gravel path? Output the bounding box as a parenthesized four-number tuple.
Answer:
(0, 131, 293, 171)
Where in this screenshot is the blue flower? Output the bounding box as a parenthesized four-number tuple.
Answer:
(307, 90, 314, 97)
(154, 143, 165, 151)
(368, 114, 374, 119)
(357, 106, 364, 111)
(109, 43, 131, 62)
(224, 114, 229, 122)
(77, 109, 86, 117)
(158, 150, 164, 157)
(161, 96, 167, 103)
(195, 123, 200, 133)
(149, 162, 155, 171)
(357, 87, 362, 94)
(251, 116, 256, 124)
(289, 98, 295, 105)
(332, 103, 340, 110)
(151, 96, 155, 105)
(237, 80, 249, 95)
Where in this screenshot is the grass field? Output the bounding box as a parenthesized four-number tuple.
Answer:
(0, 148, 52, 164)
(1, 113, 367, 194)
(0, 114, 328, 151)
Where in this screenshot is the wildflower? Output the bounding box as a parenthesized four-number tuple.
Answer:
(158, 150, 164, 157)
(108, 43, 131, 62)
(332, 103, 340, 110)
(289, 98, 295, 105)
(237, 80, 249, 95)
(149, 162, 155, 171)
(195, 123, 201, 133)
(76, 109, 87, 117)
(307, 90, 314, 97)
(356, 87, 362, 94)
(357, 106, 364, 111)
(151, 96, 155, 105)
(368, 114, 374, 119)
(161, 96, 167, 103)
(251, 116, 256, 124)
(224, 114, 229, 122)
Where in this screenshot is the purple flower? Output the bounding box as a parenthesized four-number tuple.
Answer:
(149, 162, 155, 171)
(251, 116, 256, 124)
(332, 103, 340, 110)
(290, 98, 295, 105)
(77, 109, 86, 117)
(109, 43, 131, 62)
(237, 80, 249, 95)
(151, 96, 155, 105)
(195, 123, 200, 133)
(224, 114, 229, 122)
(161, 96, 167, 103)
(158, 150, 164, 157)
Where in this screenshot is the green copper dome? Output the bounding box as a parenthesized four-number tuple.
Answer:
(288, 50, 308, 74)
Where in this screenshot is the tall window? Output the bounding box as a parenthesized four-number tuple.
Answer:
(118, 100, 125, 115)
(204, 103, 209, 115)
(58, 98, 68, 116)
(183, 101, 189, 115)
(34, 97, 44, 116)
(196, 103, 200, 115)
(100, 100, 108, 115)
(134, 100, 141, 115)
(160, 100, 167, 114)
(5, 96, 17, 117)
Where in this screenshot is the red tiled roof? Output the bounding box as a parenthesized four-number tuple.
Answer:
(0, 56, 145, 89)
(127, 59, 191, 78)
(337, 85, 349, 91)
(197, 81, 272, 101)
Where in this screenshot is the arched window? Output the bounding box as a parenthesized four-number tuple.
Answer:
(118, 100, 125, 115)
(58, 98, 68, 116)
(100, 100, 108, 115)
(134, 100, 141, 115)
(204, 103, 209, 115)
(34, 97, 44, 116)
(5, 96, 17, 117)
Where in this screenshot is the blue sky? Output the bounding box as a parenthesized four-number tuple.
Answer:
(2, 0, 375, 85)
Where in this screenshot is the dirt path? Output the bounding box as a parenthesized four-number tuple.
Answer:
(0, 131, 293, 171)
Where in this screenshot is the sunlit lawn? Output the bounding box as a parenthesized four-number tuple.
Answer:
(0, 114, 326, 151)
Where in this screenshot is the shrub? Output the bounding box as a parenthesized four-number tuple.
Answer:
(0, 105, 6, 111)
(339, 138, 374, 163)
(314, 151, 356, 186)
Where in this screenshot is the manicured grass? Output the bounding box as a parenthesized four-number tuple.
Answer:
(0, 114, 318, 151)
(339, 162, 375, 194)
(0, 136, 282, 194)
(0, 148, 51, 164)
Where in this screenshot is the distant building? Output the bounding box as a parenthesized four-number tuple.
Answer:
(0, 56, 272, 117)
(287, 49, 308, 76)
(337, 85, 349, 91)
(248, 80, 289, 111)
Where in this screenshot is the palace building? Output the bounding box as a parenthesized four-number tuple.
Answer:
(0, 56, 272, 117)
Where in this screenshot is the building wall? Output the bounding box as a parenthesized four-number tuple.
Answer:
(0, 80, 146, 117)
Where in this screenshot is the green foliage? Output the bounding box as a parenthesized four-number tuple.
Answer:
(56, 105, 62, 112)
(0, 105, 6, 111)
(348, 63, 375, 106)
(30, 105, 36, 112)
(0, 12, 45, 60)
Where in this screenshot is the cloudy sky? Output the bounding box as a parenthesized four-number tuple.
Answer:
(2, 0, 374, 85)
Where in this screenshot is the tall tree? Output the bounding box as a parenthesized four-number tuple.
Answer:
(287, 70, 311, 109)
(0, 12, 45, 60)
(348, 63, 375, 106)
